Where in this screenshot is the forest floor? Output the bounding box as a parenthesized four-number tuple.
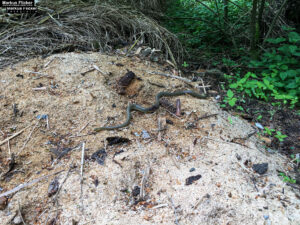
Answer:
(0, 52, 299, 224)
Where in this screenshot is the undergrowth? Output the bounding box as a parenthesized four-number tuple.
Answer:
(224, 30, 300, 108)
(164, 0, 300, 109)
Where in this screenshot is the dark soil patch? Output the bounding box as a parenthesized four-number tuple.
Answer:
(226, 95, 300, 156)
(185, 68, 300, 157)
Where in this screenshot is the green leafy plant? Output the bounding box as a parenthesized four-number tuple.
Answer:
(263, 127, 275, 136)
(182, 61, 189, 67)
(278, 172, 296, 184)
(226, 31, 300, 108)
(291, 154, 300, 164)
(249, 31, 300, 107)
(274, 131, 288, 142)
(228, 116, 233, 124)
(256, 114, 262, 120)
(263, 127, 287, 142)
(223, 89, 238, 107)
(236, 106, 244, 111)
(164, 0, 299, 109)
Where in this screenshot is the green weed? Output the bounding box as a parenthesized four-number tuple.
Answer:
(278, 172, 296, 184)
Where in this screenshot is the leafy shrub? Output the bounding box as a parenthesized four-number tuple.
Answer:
(229, 31, 300, 107)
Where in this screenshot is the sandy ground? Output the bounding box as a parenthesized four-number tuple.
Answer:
(0, 52, 299, 225)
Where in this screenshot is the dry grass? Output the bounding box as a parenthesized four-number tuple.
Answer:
(0, 0, 183, 69)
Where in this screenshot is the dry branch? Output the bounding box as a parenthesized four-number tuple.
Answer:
(0, 125, 31, 146)
(0, 170, 64, 198)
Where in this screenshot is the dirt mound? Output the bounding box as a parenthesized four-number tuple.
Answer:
(0, 53, 299, 224)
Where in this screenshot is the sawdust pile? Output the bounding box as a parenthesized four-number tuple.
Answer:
(0, 53, 299, 224)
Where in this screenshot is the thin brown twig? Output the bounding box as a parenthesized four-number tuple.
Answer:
(0, 125, 31, 146)
(81, 68, 95, 76)
(175, 99, 181, 117)
(199, 77, 207, 94)
(17, 119, 40, 156)
(77, 121, 90, 135)
(18, 200, 27, 225)
(197, 113, 218, 121)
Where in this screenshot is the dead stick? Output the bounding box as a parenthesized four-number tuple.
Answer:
(8, 139, 11, 158)
(197, 113, 218, 121)
(175, 99, 181, 117)
(199, 77, 207, 94)
(0, 125, 31, 146)
(45, 163, 73, 225)
(44, 58, 55, 68)
(148, 71, 192, 83)
(140, 167, 150, 200)
(77, 121, 90, 135)
(168, 195, 180, 225)
(18, 200, 27, 225)
(46, 116, 49, 130)
(17, 120, 40, 156)
(0, 170, 64, 198)
(80, 142, 85, 211)
(93, 65, 108, 75)
(32, 87, 47, 91)
(81, 68, 95, 76)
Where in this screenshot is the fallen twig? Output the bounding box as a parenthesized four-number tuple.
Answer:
(147, 71, 192, 83)
(17, 120, 40, 156)
(199, 77, 207, 94)
(197, 113, 218, 121)
(175, 99, 181, 117)
(24, 70, 48, 76)
(32, 87, 47, 91)
(140, 166, 150, 200)
(157, 115, 166, 141)
(45, 163, 73, 225)
(152, 203, 168, 209)
(250, 176, 259, 192)
(193, 193, 210, 209)
(43, 57, 55, 68)
(203, 137, 256, 150)
(77, 121, 90, 135)
(168, 195, 180, 225)
(80, 142, 85, 211)
(0, 170, 64, 198)
(0, 125, 31, 146)
(46, 115, 50, 130)
(126, 34, 142, 56)
(18, 200, 26, 225)
(81, 68, 95, 76)
(8, 139, 11, 157)
(93, 65, 108, 75)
